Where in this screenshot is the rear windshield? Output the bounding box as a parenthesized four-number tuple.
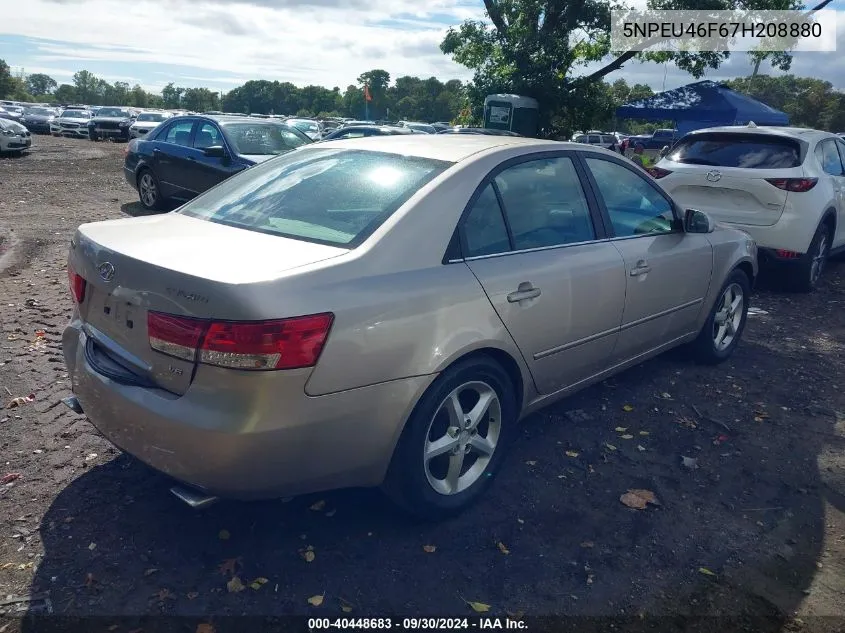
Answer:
(222, 121, 311, 155)
(668, 133, 802, 168)
(177, 148, 451, 247)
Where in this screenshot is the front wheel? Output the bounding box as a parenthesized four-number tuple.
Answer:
(690, 269, 750, 365)
(382, 356, 517, 520)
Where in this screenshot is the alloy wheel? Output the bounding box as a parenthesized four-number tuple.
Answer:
(139, 173, 158, 208)
(423, 381, 501, 495)
(712, 282, 744, 352)
(809, 233, 829, 287)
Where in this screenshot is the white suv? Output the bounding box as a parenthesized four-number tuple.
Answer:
(651, 125, 844, 291)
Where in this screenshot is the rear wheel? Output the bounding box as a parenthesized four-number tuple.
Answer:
(137, 169, 165, 212)
(383, 356, 517, 520)
(791, 222, 831, 292)
(690, 269, 750, 364)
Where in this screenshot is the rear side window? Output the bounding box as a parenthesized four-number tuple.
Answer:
(602, 135, 616, 144)
(463, 184, 510, 257)
(163, 121, 194, 146)
(668, 133, 801, 168)
(814, 139, 844, 176)
(588, 135, 601, 144)
(177, 148, 451, 248)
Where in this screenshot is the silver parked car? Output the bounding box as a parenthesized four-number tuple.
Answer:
(129, 110, 173, 139)
(50, 108, 92, 138)
(63, 136, 757, 518)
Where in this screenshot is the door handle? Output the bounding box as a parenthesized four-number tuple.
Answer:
(629, 262, 651, 276)
(153, 148, 161, 153)
(507, 282, 541, 303)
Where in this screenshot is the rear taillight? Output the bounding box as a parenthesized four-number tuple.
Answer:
(67, 264, 86, 303)
(147, 312, 334, 370)
(764, 177, 818, 192)
(647, 166, 672, 179)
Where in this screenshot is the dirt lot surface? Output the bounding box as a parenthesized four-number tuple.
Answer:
(1, 135, 845, 631)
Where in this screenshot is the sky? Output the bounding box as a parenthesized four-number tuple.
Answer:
(0, 0, 843, 96)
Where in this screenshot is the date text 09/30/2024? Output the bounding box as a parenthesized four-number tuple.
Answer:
(307, 618, 528, 630)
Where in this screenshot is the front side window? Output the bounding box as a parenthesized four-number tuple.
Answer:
(586, 157, 676, 237)
(494, 156, 595, 250)
(223, 122, 310, 155)
(177, 148, 450, 247)
(193, 123, 223, 149)
(814, 140, 843, 176)
(588, 135, 601, 144)
(163, 121, 194, 146)
(462, 184, 510, 257)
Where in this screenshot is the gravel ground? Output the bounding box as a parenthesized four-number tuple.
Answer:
(1, 135, 844, 631)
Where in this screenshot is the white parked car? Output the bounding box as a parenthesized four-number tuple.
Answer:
(50, 108, 92, 138)
(0, 118, 32, 154)
(652, 125, 845, 291)
(129, 111, 172, 139)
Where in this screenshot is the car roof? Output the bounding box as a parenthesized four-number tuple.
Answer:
(315, 134, 571, 162)
(684, 125, 833, 141)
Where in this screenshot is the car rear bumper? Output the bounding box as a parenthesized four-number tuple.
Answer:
(123, 166, 137, 190)
(62, 320, 432, 499)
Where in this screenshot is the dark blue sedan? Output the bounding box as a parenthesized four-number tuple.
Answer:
(124, 114, 312, 211)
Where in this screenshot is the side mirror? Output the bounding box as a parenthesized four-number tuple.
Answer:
(684, 208, 715, 234)
(659, 146, 669, 157)
(202, 145, 226, 158)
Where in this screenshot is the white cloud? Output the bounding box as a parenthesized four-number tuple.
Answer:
(1, 0, 482, 91)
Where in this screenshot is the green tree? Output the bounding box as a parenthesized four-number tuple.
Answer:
(182, 87, 219, 112)
(0, 59, 14, 99)
(358, 69, 390, 118)
(26, 73, 57, 96)
(441, 0, 817, 136)
(54, 84, 77, 103)
(161, 82, 185, 109)
(72, 70, 100, 104)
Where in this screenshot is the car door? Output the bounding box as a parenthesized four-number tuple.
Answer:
(581, 154, 713, 363)
(461, 153, 627, 395)
(185, 121, 239, 193)
(149, 119, 198, 199)
(822, 139, 845, 248)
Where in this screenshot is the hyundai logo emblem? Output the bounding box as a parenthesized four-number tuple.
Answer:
(97, 262, 115, 282)
(706, 170, 722, 182)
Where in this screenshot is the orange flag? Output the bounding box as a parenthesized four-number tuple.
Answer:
(364, 84, 372, 102)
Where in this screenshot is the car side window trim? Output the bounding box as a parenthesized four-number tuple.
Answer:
(446, 150, 611, 264)
(194, 120, 232, 154)
(574, 151, 683, 240)
(834, 138, 845, 173)
(160, 118, 198, 146)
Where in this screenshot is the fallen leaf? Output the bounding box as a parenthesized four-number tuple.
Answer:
(620, 434, 634, 440)
(218, 529, 230, 541)
(681, 456, 699, 470)
(467, 600, 491, 613)
(226, 576, 246, 593)
(18, 562, 33, 570)
(525, 460, 536, 466)
(301, 549, 316, 563)
(614, 427, 627, 432)
(565, 451, 579, 458)
(218, 557, 241, 576)
(620, 489, 659, 510)
(698, 567, 717, 577)
(506, 610, 525, 619)
(88, 542, 97, 551)
(249, 577, 269, 590)
(586, 573, 594, 585)
(308, 594, 325, 607)
(6, 395, 34, 409)
(422, 545, 436, 553)
(637, 445, 646, 452)
(187, 591, 200, 600)
(155, 588, 174, 602)
(497, 541, 510, 555)
(144, 568, 159, 577)
(325, 509, 337, 517)
(309, 500, 326, 511)
(580, 541, 594, 548)
(660, 392, 672, 399)
(196, 624, 215, 633)
(339, 598, 354, 613)
(639, 431, 650, 436)
(604, 443, 617, 451)
(1, 473, 21, 485)
(1, 562, 14, 569)
(85, 572, 96, 587)
(622, 404, 634, 412)
(517, 518, 524, 524)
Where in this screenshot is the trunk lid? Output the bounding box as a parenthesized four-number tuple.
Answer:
(70, 213, 346, 395)
(658, 162, 801, 226)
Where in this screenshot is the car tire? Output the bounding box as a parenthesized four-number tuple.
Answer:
(690, 269, 750, 365)
(790, 222, 831, 293)
(382, 355, 517, 520)
(137, 168, 165, 212)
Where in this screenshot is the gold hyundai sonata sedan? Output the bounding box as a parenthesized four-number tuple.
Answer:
(62, 134, 757, 518)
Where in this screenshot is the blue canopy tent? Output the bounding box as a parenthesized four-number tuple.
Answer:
(616, 80, 789, 135)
